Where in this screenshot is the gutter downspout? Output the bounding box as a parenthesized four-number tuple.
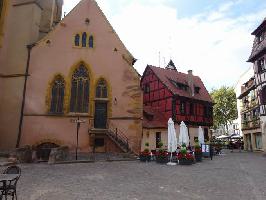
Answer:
(16, 43, 35, 148)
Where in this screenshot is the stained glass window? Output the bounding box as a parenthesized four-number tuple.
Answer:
(70, 64, 90, 113)
(96, 79, 107, 98)
(50, 75, 65, 114)
(82, 32, 87, 47)
(74, 34, 80, 46)
(89, 35, 94, 48)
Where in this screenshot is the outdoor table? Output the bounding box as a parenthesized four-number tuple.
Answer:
(0, 174, 19, 200)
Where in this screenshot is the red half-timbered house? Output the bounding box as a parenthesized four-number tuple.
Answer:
(141, 61, 213, 150)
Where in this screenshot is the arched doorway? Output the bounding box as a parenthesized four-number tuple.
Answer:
(36, 142, 59, 161)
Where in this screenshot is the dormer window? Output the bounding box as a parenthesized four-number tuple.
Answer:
(169, 79, 188, 91)
(258, 58, 265, 73)
(195, 87, 200, 94)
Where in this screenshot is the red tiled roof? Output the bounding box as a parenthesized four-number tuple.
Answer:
(143, 106, 168, 129)
(148, 65, 213, 103)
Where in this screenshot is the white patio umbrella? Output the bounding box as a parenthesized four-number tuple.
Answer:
(179, 121, 189, 147)
(198, 126, 205, 145)
(167, 118, 177, 166)
(217, 135, 229, 139)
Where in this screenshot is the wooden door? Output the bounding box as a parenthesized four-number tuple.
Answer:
(94, 102, 107, 129)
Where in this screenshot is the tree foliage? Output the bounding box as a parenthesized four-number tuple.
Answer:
(210, 86, 238, 132)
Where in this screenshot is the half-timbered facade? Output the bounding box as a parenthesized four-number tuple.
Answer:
(248, 17, 266, 152)
(141, 62, 213, 150)
(238, 77, 262, 151)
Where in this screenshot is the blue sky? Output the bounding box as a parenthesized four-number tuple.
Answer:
(63, 0, 266, 91)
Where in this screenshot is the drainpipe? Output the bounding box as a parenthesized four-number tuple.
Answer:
(16, 43, 35, 148)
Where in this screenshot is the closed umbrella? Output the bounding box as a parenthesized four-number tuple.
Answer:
(179, 121, 189, 147)
(167, 118, 177, 166)
(198, 126, 204, 145)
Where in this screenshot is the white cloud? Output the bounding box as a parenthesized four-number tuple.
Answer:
(64, 0, 266, 91)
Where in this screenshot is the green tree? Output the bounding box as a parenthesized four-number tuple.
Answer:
(210, 86, 238, 134)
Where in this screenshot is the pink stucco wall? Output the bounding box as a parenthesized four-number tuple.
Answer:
(20, 0, 142, 152)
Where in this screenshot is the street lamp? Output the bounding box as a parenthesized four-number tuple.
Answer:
(70, 116, 86, 160)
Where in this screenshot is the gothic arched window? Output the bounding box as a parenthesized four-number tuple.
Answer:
(96, 79, 107, 98)
(50, 75, 65, 114)
(82, 32, 87, 47)
(89, 35, 94, 48)
(74, 34, 80, 46)
(70, 64, 90, 113)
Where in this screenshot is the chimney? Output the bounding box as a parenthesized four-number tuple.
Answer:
(188, 70, 194, 96)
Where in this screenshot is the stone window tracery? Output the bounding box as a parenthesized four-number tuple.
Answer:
(96, 79, 107, 98)
(50, 75, 65, 114)
(70, 64, 90, 113)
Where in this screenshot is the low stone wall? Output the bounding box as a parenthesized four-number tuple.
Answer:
(48, 146, 69, 164)
(15, 146, 32, 163)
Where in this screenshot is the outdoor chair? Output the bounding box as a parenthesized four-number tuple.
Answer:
(1, 165, 21, 200)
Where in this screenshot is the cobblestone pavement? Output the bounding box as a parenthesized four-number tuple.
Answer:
(1, 150, 266, 200)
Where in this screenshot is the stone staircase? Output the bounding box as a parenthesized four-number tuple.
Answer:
(89, 125, 136, 155)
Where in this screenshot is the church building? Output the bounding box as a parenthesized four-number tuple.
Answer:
(0, 0, 142, 154)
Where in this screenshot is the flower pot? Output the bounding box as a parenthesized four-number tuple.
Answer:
(156, 156, 168, 164)
(139, 155, 151, 162)
(194, 152, 202, 162)
(179, 158, 193, 165)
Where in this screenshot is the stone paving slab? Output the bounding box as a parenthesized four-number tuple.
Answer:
(1, 150, 265, 200)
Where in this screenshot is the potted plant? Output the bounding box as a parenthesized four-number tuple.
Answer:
(178, 144, 194, 165)
(194, 140, 202, 162)
(139, 142, 151, 162)
(155, 142, 168, 163)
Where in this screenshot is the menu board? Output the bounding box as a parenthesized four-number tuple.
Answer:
(202, 144, 210, 157)
(202, 144, 210, 153)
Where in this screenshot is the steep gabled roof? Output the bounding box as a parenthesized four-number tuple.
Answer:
(248, 18, 266, 62)
(251, 17, 266, 35)
(147, 65, 212, 103)
(143, 106, 168, 129)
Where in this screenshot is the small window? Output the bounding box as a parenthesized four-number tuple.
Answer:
(74, 34, 80, 46)
(89, 35, 94, 48)
(261, 86, 266, 105)
(258, 32, 264, 43)
(258, 58, 265, 72)
(82, 32, 87, 47)
(144, 84, 150, 94)
(156, 132, 161, 148)
(180, 101, 186, 115)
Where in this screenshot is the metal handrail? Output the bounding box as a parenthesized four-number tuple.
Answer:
(108, 123, 129, 150)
